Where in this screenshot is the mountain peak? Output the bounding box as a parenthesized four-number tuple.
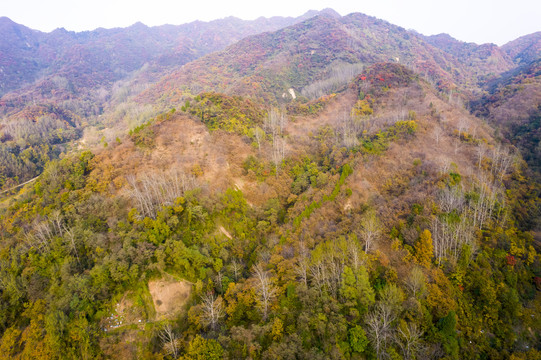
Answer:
(0, 16, 15, 24)
(502, 31, 541, 64)
(318, 8, 341, 18)
(0, 16, 22, 31)
(299, 8, 341, 20)
(129, 21, 148, 29)
(429, 33, 458, 41)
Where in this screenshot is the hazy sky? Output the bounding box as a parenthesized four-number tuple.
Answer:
(1, 0, 540, 45)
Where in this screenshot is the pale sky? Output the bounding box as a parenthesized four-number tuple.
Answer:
(1, 0, 540, 45)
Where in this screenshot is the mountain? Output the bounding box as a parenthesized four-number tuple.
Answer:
(0, 10, 335, 98)
(469, 35, 541, 174)
(470, 59, 541, 173)
(2, 58, 540, 359)
(0, 10, 335, 187)
(0, 16, 46, 96)
(424, 33, 514, 80)
(142, 12, 518, 108)
(0, 11, 540, 359)
(502, 31, 541, 65)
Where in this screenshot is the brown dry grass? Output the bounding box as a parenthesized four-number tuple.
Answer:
(148, 278, 192, 320)
(89, 113, 256, 197)
(281, 80, 501, 233)
(89, 78, 501, 230)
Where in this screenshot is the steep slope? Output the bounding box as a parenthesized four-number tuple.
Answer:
(470, 59, 541, 173)
(0, 17, 46, 96)
(0, 10, 337, 98)
(1, 60, 539, 359)
(0, 11, 334, 188)
(502, 31, 541, 65)
(424, 33, 514, 81)
(142, 12, 516, 108)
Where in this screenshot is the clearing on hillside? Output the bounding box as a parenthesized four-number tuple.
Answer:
(148, 278, 192, 319)
(102, 292, 147, 331)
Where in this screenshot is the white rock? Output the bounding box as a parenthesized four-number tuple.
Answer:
(288, 88, 296, 99)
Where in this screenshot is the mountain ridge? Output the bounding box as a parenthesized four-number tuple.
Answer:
(139, 11, 521, 108)
(0, 10, 335, 97)
(0, 8, 540, 360)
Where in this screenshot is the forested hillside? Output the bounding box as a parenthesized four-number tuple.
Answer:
(142, 12, 515, 107)
(0, 10, 334, 190)
(470, 59, 541, 174)
(0, 10, 540, 360)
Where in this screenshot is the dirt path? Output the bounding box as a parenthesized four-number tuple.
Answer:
(0, 176, 39, 196)
(219, 226, 233, 239)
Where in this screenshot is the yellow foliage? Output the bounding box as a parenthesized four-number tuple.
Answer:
(527, 245, 537, 265)
(191, 163, 204, 177)
(0, 327, 21, 360)
(509, 234, 525, 257)
(426, 269, 456, 318)
(271, 318, 284, 341)
(351, 99, 373, 117)
(415, 229, 434, 268)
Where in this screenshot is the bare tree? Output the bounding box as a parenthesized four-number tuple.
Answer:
(359, 211, 381, 253)
(64, 228, 81, 266)
(366, 303, 396, 360)
(27, 221, 53, 252)
(26, 212, 66, 253)
(453, 139, 461, 155)
(490, 144, 514, 182)
(159, 323, 179, 359)
(253, 126, 265, 154)
(230, 259, 243, 281)
(437, 186, 465, 214)
(214, 271, 224, 293)
(252, 263, 277, 321)
(271, 136, 286, 173)
(476, 142, 487, 169)
(301, 62, 364, 99)
(432, 126, 443, 144)
(432, 172, 504, 264)
(126, 169, 197, 219)
(438, 160, 451, 175)
(404, 267, 426, 299)
(310, 260, 328, 295)
(50, 210, 64, 236)
(348, 238, 365, 273)
(264, 109, 280, 139)
(397, 322, 424, 360)
(201, 293, 225, 331)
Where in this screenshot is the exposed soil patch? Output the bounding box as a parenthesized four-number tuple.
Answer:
(219, 225, 233, 239)
(148, 278, 192, 319)
(101, 292, 145, 331)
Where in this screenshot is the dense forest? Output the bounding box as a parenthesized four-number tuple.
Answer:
(0, 10, 540, 360)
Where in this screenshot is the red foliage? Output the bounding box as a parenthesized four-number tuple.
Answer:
(506, 254, 516, 266)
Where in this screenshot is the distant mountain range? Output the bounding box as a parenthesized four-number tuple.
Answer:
(1, 9, 541, 359)
(0, 9, 539, 184)
(0, 9, 339, 98)
(141, 12, 536, 107)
